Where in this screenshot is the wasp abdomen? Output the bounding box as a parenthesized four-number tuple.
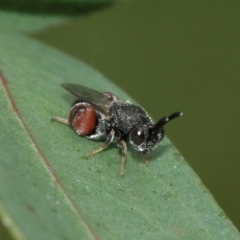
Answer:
(68, 102, 97, 136)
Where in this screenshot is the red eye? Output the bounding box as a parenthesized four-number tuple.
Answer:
(130, 126, 145, 146)
(69, 103, 96, 136)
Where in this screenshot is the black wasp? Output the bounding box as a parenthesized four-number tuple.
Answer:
(52, 83, 182, 175)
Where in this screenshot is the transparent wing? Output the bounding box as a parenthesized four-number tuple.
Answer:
(62, 83, 117, 118)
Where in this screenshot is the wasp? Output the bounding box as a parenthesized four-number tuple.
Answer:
(52, 83, 182, 175)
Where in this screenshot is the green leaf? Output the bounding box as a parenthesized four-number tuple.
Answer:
(0, 33, 240, 240)
(0, 10, 69, 33)
(0, 0, 114, 33)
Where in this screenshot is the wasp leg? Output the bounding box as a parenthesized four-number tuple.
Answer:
(142, 153, 149, 167)
(52, 116, 69, 125)
(89, 129, 115, 158)
(119, 140, 127, 176)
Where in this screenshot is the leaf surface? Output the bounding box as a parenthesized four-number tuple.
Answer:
(0, 0, 113, 33)
(0, 33, 240, 240)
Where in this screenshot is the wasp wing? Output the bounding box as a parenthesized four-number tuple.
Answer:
(62, 83, 115, 118)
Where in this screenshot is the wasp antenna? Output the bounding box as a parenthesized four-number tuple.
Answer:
(155, 112, 183, 129)
(168, 112, 183, 121)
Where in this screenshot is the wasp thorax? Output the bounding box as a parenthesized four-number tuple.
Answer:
(68, 102, 97, 136)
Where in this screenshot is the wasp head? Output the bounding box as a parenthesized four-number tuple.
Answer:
(129, 112, 182, 153)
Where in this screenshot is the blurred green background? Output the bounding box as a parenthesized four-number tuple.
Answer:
(31, 0, 240, 231)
